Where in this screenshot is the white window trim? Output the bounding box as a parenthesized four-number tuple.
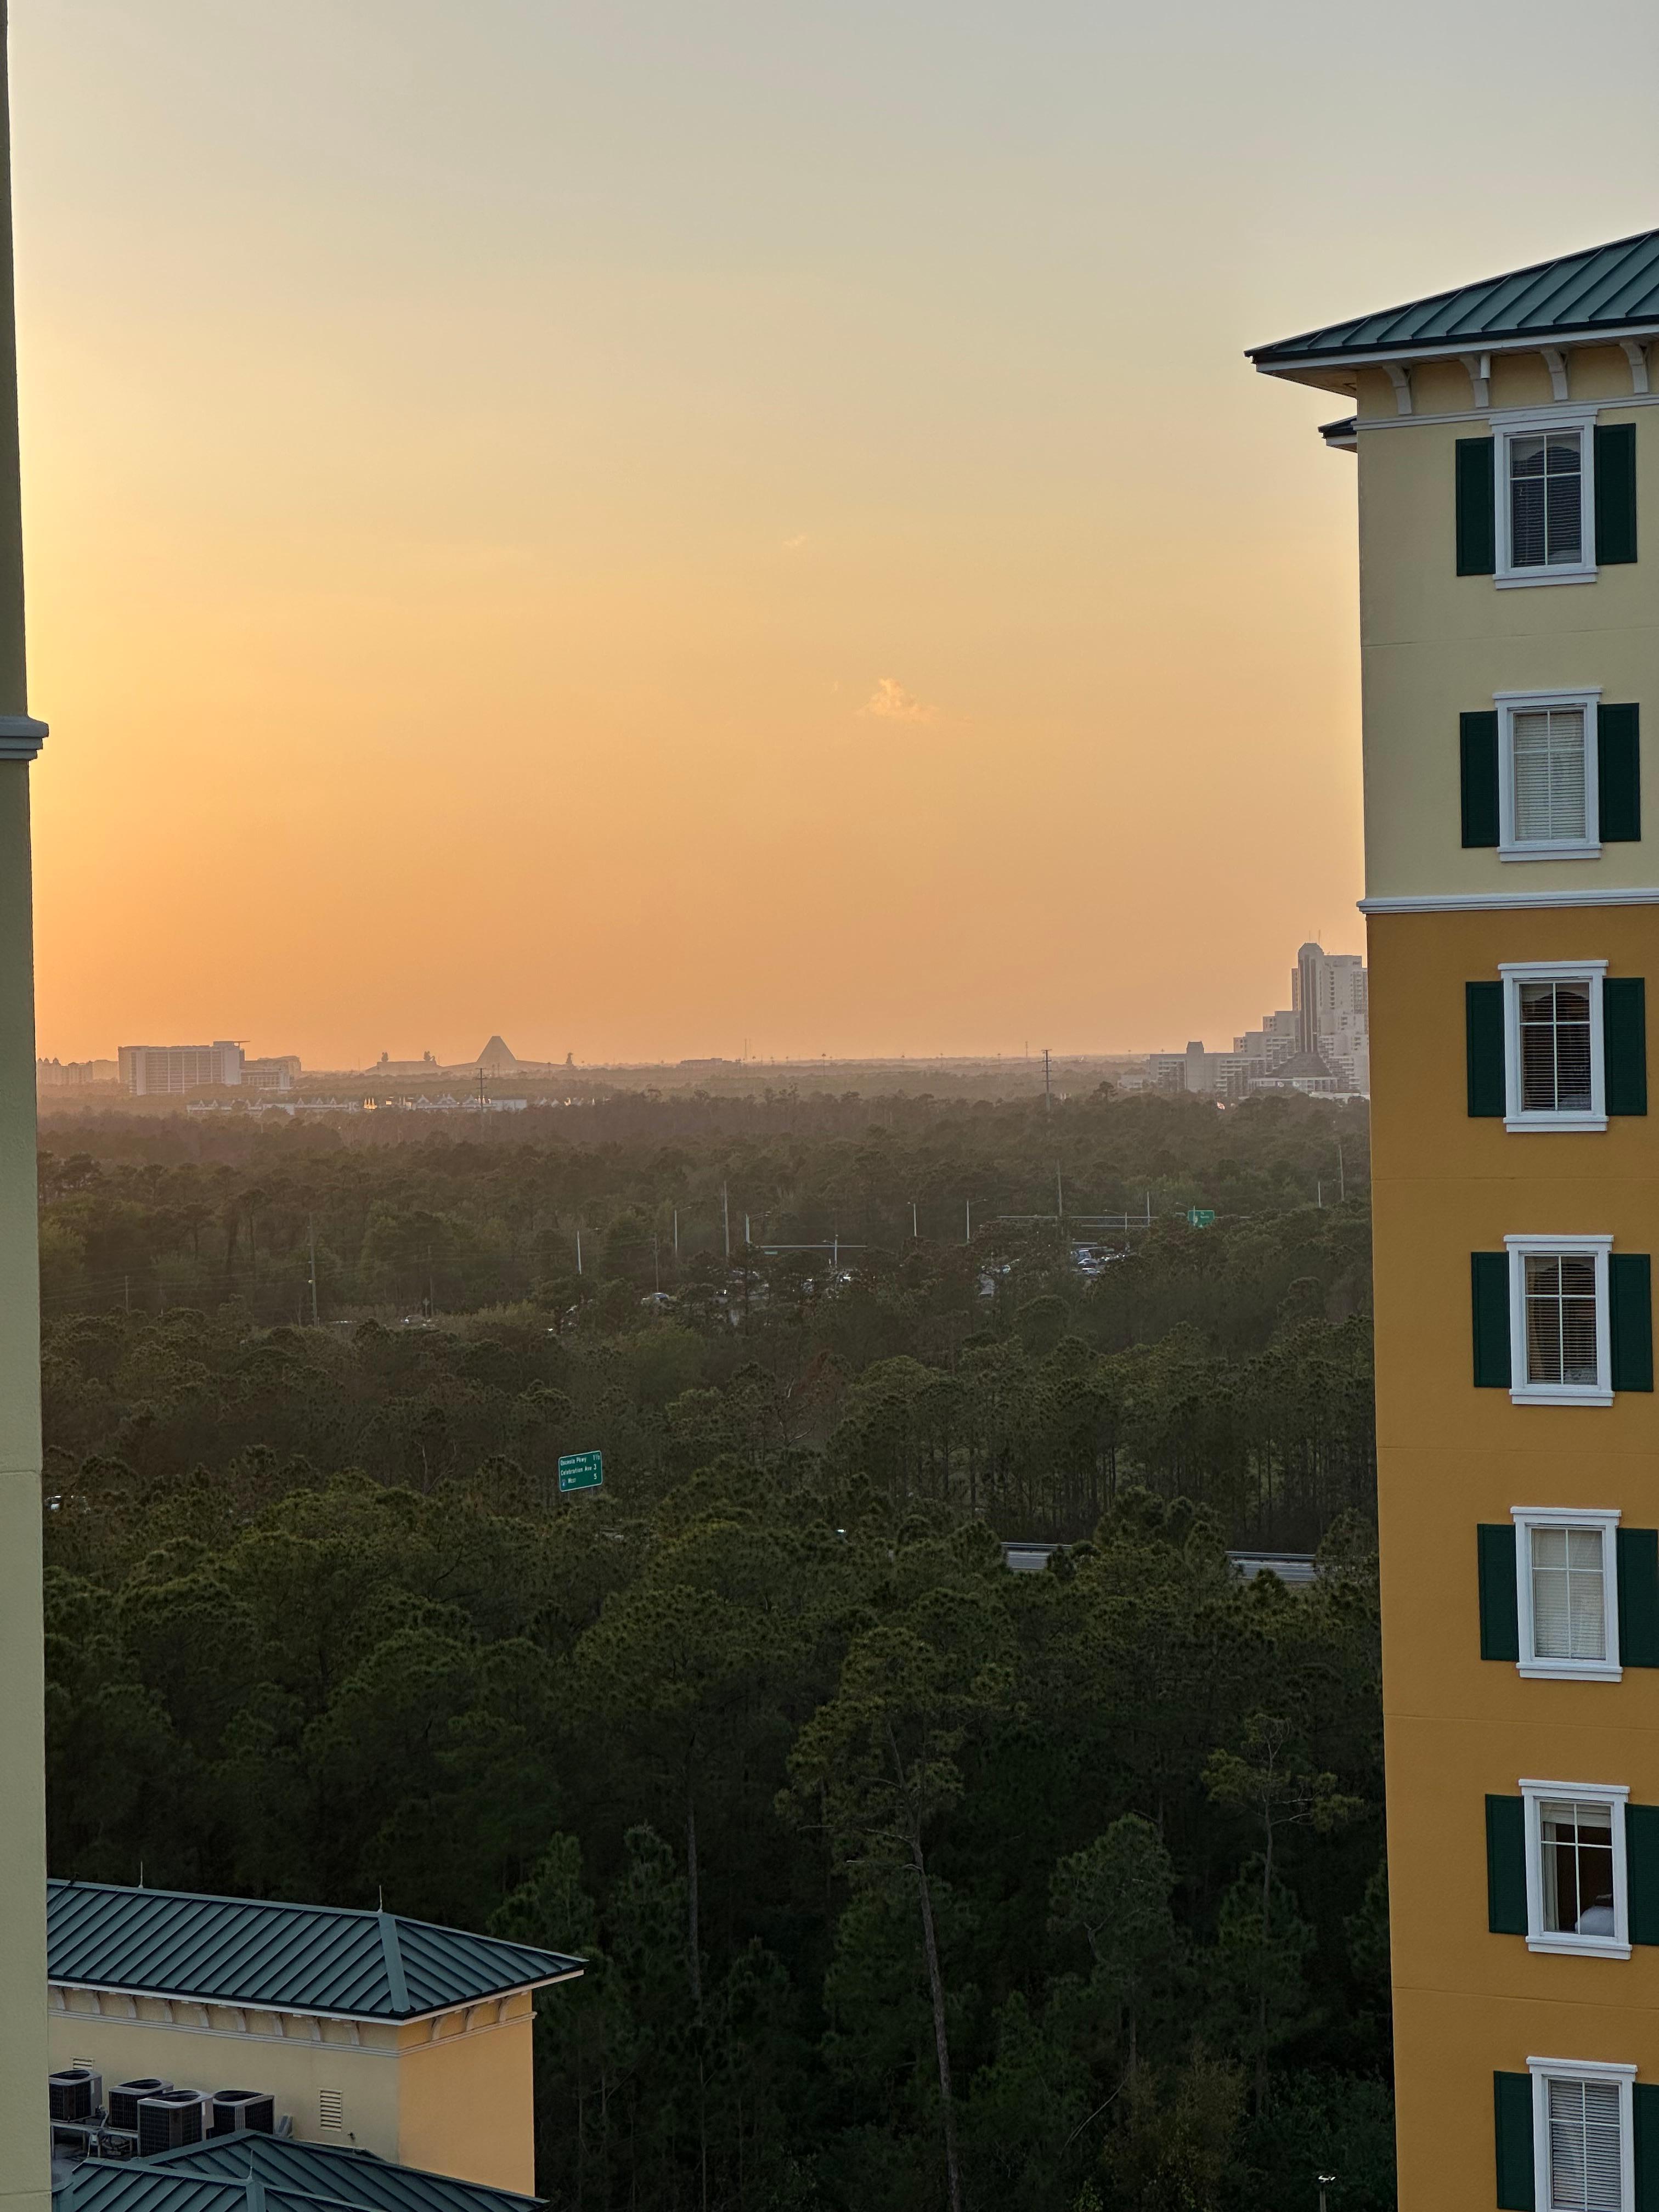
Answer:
(1494, 407, 1599, 589)
(1499, 961, 1608, 1132)
(1495, 689, 1602, 862)
(1511, 1507, 1622, 1682)
(1505, 1235, 1614, 1406)
(1520, 1779, 1630, 1957)
(1527, 2057, 1636, 2212)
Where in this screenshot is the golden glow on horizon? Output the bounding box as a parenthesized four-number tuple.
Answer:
(15, 0, 1659, 1067)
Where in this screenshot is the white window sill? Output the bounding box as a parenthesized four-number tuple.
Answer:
(1499, 843, 1602, 864)
(1496, 569, 1598, 590)
(1510, 1385, 1615, 1407)
(1526, 1934, 1631, 1960)
(1505, 1115, 1609, 1134)
(1517, 1659, 1622, 1683)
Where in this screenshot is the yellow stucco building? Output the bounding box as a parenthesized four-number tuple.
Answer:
(45, 1880, 582, 2194)
(1254, 232, 1659, 2212)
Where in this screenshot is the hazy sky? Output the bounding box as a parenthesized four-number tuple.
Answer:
(19, 1, 1659, 1066)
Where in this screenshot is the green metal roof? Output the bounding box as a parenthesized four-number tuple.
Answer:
(48, 1880, 583, 2021)
(1249, 227, 1659, 368)
(54, 2136, 538, 2211)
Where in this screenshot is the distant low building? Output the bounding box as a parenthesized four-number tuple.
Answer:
(35, 1057, 117, 1090)
(243, 1053, 301, 1093)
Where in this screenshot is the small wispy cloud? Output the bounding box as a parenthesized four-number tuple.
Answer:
(859, 677, 936, 724)
(781, 532, 808, 551)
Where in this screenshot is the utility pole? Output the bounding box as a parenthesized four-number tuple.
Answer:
(575, 1228, 583, 1276)
(1336, 1139, 1346, 1202)
(308, 1217, 319, 1326)
(1043, 1047, 1052, 1113)
(912, 1200, 918, 1240)
(964, 1198, 972, 1244)
(673, 1206, 679, 1259)
(723, 1182, 731, 1260)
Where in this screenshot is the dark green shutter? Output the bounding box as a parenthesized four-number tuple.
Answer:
(1486, 1796, 1527, 1934)
(1637, 2082, 1659, 2212)
(1468, 981, 1506, 1116)
(1462, 712, 1501, 848)
(1612, 1254, 1654, 1392)
(1599, 704, 1641, 843)
(1457, 437, 1497, 575)
(1627, 1805, 1659, 1946)
(1495, 2072, 1536, 2212)
(1619, 1528, 1659, 1667)
(1472, 1253, 1511, 1387)
(1595, 422, 1638, 566)
(1606, 978, 1648, 1116)
(1479, 1523, 1520, 1661)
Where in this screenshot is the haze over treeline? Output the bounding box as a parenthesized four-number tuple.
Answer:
(40, 1085, 1388, 2211)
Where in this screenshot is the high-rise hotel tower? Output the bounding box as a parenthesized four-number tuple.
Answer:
(1252, 234, 1659, 2212)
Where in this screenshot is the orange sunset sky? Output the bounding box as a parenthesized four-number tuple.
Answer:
(16, 0, 1659, 1069)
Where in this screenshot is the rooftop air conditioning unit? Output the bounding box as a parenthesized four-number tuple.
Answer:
(210, 2089, 275, 2136)
(49, 2068, 102, 2124)
(108, 2079, 171, 2132)
(94, 2129, 139, 2161)
(50, 2125, 91, 2161)
(137, 2089, 207, 2155)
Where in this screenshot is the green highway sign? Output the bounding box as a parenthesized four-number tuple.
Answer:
(558, 1451, 604, 1493)
(1187, 1207, 1216, 1229)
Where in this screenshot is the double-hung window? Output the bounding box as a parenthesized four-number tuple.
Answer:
(1501, 964, 1606, 1131)
(1521, 1781, 1629, 1955)
(1507, 1236, 1613, 1404)
(1530, 2062, 1635, 2212)
(1513, 1509, 1622, 1680)
(1496, 410, 1598, 586)
(1497, 691, 1601, 859)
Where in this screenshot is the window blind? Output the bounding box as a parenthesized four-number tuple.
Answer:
(1511, 432, 1585, 569)
(1532, 1525, 1607, 1661)
(1513, 708, 1588, 843)
(1549, 2076, 1622, 2212)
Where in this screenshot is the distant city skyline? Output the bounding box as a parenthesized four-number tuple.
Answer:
(38, 943, 1369, 1086)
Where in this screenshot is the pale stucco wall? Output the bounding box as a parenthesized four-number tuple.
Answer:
(1353, 366, 1659, 902)
(47, 1990, 543, 2189)
(48, 2002, 403, 2162)
(396, 1996, 537, 2194)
